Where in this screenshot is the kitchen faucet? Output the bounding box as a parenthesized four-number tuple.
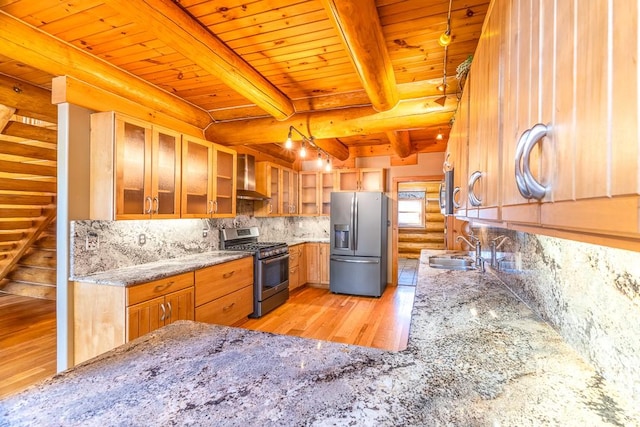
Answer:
(456, 234, 484, 271)
(489, 235, 510, 268)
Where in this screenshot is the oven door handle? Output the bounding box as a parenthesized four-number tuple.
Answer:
(261, 253, 289, 265)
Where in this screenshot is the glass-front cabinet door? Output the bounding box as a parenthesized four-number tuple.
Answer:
(181, 137, 213, 218)
(213, 145, 236, 217)
(152, 127, 181, 218)
(115, 118, 152, 218)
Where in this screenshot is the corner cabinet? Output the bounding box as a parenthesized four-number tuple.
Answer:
(181, 136, 236, 218)
(335, 168, 386, 192)
(90, 112, 182, 220)
(73, 272, 195, 364)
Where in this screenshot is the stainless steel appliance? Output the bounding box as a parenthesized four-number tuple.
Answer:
(439, 168, 454, 215)
(236, 154, 270, 201)
(330, 191, 388, 297)
(220, 227, 289, 317)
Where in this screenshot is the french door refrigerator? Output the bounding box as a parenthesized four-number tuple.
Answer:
(330, 191, 388, 297)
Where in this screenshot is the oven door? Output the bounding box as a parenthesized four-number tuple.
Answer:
(257, 253, 289, 301)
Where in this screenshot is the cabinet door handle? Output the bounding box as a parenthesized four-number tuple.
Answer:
(514, 128, 533, 198)
(452, 187, 461, 209)
(223, 302, 235, 312)
(213, 200, 218, 214)
(222, 271, 235, 279)
(468, 171, 483, 207)
(521, 123, 549, 200)
(153, 196, 159, 215)
(442, 152, 452, 172)
(144, 196, 153, 214)
(268, 203, 273, 214)
(160, 303, 166, 321)
(166, 301, 172, 320)
(208, 200, 214, 214)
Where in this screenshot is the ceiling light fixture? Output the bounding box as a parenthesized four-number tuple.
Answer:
(285, 125, 330, 168)
(325, 155, 332, 172)
(438, 0, 453, 47)
(436, 129, 443, 140)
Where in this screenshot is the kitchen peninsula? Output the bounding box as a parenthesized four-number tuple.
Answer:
(2, 251, 637, 426)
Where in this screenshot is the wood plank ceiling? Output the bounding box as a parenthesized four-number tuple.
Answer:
(0, 0, 489, 163)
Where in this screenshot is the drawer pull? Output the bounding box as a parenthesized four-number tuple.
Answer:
(222, 271, 235, 279)
(154, 281, 174, 293)
(223, 302, 235, 312)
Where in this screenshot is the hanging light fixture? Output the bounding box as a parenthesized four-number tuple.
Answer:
(285, 129, 293, 149)
(316, 151, 323, 167)
(438, 0, 453, 47)
(284, 125, 327, 163)
(299, 140, 306, 158)
(435, 0, 453, 106)
(436, 129, 443, 140)
(325, 155, 332, 172)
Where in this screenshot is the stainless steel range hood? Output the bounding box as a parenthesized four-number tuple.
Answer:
(237, 154, 270, 201)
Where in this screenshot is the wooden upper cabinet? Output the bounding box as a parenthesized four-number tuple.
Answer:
(335, 168, 386, 192)
(90, 112, 181, 220)
(181, 136, 236, 218)
(448, 77, 469, 218)
(255, 161, 281, 216)
(299, 171, 335, 216)
(281, 168, 298, 215)
(466, 4, 502, 221)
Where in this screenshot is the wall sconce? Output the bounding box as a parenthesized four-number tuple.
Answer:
(285, 125, 331, 169)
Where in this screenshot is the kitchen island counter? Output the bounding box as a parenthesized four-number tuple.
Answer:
(3, 250, 638, 426)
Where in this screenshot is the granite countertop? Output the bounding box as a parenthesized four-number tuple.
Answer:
(3, 250, 638, 426)
(69, 251, 252, 286)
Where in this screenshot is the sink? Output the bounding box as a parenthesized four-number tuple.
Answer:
(428, 255, 476, 271)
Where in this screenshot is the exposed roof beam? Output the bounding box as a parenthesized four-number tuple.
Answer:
(206, 97, 455, 160)
(386, 130, 412, 158)
(0, 104, 15, 132)
(319, 0, 399, 112)
(0, 74, 57, 123)
(0, 11, 211, 129)
(107, 0, 295, 121)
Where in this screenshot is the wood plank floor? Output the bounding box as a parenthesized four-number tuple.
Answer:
(0, 293, 56, 399)
(236, 284, 416, 351)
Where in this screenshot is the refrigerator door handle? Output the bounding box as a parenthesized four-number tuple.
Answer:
(330, 257, 379, 264)
(350, 194, 356, 250)
(353, 193, 358, 250)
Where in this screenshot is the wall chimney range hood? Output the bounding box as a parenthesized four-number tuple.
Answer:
(236, 154, 271, 201)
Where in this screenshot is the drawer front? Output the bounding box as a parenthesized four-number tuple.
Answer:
(195, 285, 253, 325)
(127, 272, 194, 306)
(195, 257, 253, 306)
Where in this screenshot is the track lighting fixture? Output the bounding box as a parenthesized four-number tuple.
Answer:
(284, 125, 331, 169)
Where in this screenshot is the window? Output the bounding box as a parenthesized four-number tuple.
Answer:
(398, 198, 425, 228)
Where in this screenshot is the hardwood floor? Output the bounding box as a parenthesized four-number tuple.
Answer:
(0, 293, 56, 399)
(236, 284, 416, 351)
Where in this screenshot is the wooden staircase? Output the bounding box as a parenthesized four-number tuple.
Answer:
(0, 90, 58, 300)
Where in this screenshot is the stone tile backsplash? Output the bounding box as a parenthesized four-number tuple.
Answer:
(474, 225, 640, 405)
(70, 216, 329, 277)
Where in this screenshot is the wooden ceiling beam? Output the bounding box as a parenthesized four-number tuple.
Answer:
(107, 0, 295, 121)
(319, 0, 399, 112)
(0, 75, 57, 123)
(2, 122, 57, 144)
(0, 104, 15, 132)
(206, 97, 455, 160)
(0, 11, 211, 129)
(386, 130, 412, 158)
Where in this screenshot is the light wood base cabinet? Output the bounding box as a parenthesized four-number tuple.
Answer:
(304, 242, 330, 288)
(74, 272, 194, 365)
(289, 244, 304, 291)
(194, 257, 253, 325)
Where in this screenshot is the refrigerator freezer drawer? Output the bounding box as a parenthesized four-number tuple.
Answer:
(329, 256, 386, 297)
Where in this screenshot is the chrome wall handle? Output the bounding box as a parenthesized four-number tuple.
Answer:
(514, 129, 532, 198)
(521, 123, 548, 200)
(452, 187, 461, 209)
(468, 170, 483, 207)
(514, 123, 549, 200)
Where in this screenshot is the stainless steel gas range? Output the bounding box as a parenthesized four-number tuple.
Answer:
(220, 227, 289, 318)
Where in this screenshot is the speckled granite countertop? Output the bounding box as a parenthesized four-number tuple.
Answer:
(3, 250, 638, 426)
(70, 251, 252, 286)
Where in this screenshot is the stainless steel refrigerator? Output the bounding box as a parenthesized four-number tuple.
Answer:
(330, 191, 388, 297)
